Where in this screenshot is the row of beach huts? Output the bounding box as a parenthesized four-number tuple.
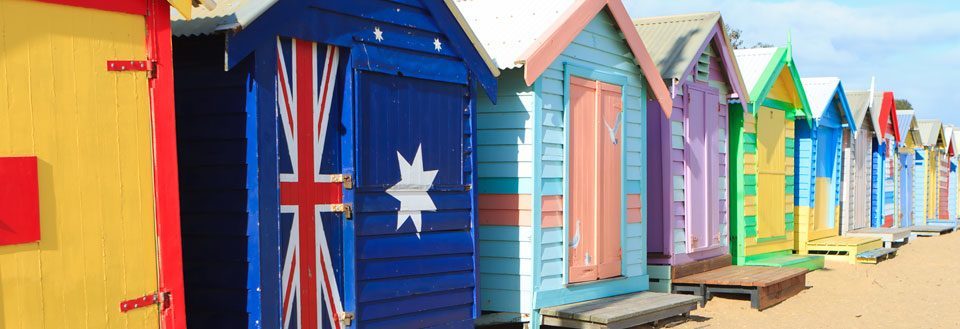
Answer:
(0, 0, 957, 328)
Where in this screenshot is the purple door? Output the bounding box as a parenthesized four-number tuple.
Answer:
(686, 85, 722, 252)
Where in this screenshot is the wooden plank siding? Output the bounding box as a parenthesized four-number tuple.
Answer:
(0, 2, 162, 327)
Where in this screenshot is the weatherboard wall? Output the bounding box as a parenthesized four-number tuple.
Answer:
(173, 1, 499, 327)
(647, 40, 730, 266)
(476, 10, 648, 315)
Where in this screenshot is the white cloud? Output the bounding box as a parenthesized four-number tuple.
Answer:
(626, 0, 960, 123)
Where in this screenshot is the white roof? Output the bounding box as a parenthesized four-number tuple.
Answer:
(172, 0, 276, 36)
(800, 77, 841, 119)
(453, 0, 575, 69)
(733, 47, 778, 95)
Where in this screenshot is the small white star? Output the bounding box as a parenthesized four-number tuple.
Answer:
(386, 144, 438, 238)
(433, 38, 442, 52)
(373, 26, 384, 42)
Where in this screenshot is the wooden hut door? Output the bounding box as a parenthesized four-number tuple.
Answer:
(756, 107, 787, 239)
(685, 86, 721, 251)
(940, 153, 950, 219)
(568, 77, 622, 283)
(854, 126, 873, 230)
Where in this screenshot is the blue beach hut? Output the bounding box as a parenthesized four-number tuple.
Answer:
(171, 1, 498, 328)
(455, 0, 699, 327)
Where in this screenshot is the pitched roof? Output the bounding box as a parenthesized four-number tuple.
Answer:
(454, 0, 672, 116)
(918, 119, 943, 147)
(733, 48, 777, 95)
(800, 77, 855, 131)
(172, 0, 275, 37)
(870, 91, 900, 142)
(633, 12, 748, 103)
(800, 77, 839, 119)
(844, 90, 873, 130)
(945, 125, 955, 155)
(734, 47, 812, 125)
(897, 110, 916, 144)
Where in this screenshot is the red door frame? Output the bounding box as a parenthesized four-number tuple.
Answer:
(146, 0, 187, 328)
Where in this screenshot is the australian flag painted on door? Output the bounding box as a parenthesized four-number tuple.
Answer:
(169, 0, 498, 328)
(275, 38, 347, 329)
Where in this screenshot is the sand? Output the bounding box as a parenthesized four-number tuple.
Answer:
(657, 232, 960, 329)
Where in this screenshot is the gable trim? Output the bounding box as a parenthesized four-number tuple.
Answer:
(518, 0, 672, 117)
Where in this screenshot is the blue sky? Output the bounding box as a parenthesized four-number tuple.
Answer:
(625, 0, 960, 125)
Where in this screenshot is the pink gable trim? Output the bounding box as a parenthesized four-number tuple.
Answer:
(517, 0, 673, 117)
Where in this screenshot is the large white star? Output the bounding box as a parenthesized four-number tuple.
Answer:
(386, 144, 438, 238)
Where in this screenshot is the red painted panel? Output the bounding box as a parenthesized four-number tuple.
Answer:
(145, 1, 187, 327)
(542, 195, 564, 228)
(0, 156, 41, 245)
(35, 0, 148, 15)
(597, 82, 622, 279)
(568, 76, 598, 283)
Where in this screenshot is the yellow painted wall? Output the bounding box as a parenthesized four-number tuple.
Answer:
(0, 1, 160, 328)
(757, 106, 786, 239)
(927, 149, 940, 221)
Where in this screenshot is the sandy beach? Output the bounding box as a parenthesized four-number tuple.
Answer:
(657, 232, 960, 328)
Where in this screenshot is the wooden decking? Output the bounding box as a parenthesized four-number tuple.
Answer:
(539, 291, 700, 329)
(911, 225, 956, 237)
(672, 266, 808, 310)
(845, 227, 912, 247)
(856, 248, 898, 264)
(806, 235, 885, 264)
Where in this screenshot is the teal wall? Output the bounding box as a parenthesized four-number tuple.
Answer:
(533, 10, 648, 307)
(477, 68, 535, 194)
(474, 11, 650, 316)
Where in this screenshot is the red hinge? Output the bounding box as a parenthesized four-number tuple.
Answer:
(120, 291, 170, 313)
(107, 60, 156, 78)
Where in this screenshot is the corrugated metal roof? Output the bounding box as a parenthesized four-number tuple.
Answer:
(453, 0, 574, 69)
(171, 0, 277, 37)
(633, 12, 719, 80)
(897, 110, 916, 142)
(918, 119, 942, 147)
(944, 125, 954, 149)
(800, 77, 840, 119)
(870, 94, 886, 139)
(734, 47, 777, 96)
(844, 90, 871, 130)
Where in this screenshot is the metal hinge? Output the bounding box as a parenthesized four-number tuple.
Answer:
(120, 291, 170, 313)
(331, 203, 353, 219)
(340, 312, 355, 326)
(331, 174, 353, 189)
(107, 60, 157, 79)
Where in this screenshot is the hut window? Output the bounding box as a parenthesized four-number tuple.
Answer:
(696, 53, 710, 81)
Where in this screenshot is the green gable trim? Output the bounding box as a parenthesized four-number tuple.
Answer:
(761, 98, 795, 112)
(746, 47, 813, 126)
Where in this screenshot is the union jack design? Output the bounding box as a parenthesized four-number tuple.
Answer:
(276, 37, 347, 329)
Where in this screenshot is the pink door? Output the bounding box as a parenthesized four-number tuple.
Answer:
(597, 81, 623, 279)
(686, 85, 722, 251)
(569, 77, 599, 283)
(568, 77, 622, 283)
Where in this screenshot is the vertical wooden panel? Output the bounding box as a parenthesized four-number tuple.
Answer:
(756, 107, 786, 239)
(568, 76, 598, 283)
(0, 1, 159, 328)
(597, 82, 622, 279)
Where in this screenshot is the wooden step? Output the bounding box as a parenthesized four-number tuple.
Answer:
(539, 291, 700, 329)
(856, 248, 898, 264)
(672, 265, 808, 310)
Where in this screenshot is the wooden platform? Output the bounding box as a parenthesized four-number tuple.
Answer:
(539, 291, 700, 329)
(845, 227, 912, 247)
(672, 266, 807, 310)
(649, 255, 732, 293)
(911, 225, 956, 237)
(744, 254, 824, 271)
(856, 248, 898, 264)
(805, 236, 884, 264)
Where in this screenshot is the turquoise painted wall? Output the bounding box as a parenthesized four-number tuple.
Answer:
(473, 11, 650, 316)
(477, 68, 535, 194)
(533, 10, 648, 307)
